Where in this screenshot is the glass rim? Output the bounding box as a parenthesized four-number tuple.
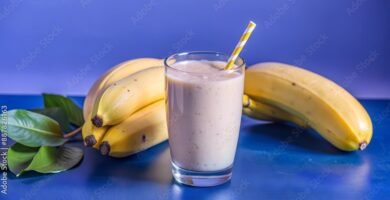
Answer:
(164, 51, 246, 74)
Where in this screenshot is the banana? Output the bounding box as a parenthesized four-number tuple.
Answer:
(99, 100, 168, 158)
(91, 66, 165, 127)
(83, 58, 163, 120)
(81, 114, 109, 148)
(243, 95, 308, 128)
(244, 62, 373, 151)
(82, 58, 163, 146)
(243, 107, 275, 121)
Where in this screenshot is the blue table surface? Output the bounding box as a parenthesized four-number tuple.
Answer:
(1, 95, 390, 200)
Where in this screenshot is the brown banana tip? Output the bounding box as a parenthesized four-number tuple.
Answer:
(84, 135, 97, 147)
(91, 116, 103, 127)
(359, 142, 368, 151)
(100, 141, 110, 156)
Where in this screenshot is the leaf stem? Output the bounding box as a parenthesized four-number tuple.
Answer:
(63, 127, 81, 139)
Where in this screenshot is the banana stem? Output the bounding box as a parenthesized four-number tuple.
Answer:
(359, 142, 368, 151)
(63, 127, 82, 139)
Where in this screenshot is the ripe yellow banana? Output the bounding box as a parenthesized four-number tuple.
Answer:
(91, 66, 165, 127)
(83, 58, 163, 120)
(245, 62, 373, 151)
(99, 100, 168, 158)
(243, 107, 275, 121)
(82, 58, 163, 146)
(243, 95, 308, 128)
(81, 114, 109, 148)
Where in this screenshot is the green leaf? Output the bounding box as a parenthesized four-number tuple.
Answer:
(7, 143, 40, 176)
(31, 107, 71, 132)
(7, 144, 84, 176)
(7, 109, 67, 147)
(24, 146, 83, 174)
(43, 93, 84, 126)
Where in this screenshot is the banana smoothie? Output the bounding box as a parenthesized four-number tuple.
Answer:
(166, 60, 244, 172)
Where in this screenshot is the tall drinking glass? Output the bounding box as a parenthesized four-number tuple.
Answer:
(165, 51, 245, 187)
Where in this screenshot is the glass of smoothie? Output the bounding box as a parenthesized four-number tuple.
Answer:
(164, 51, 245, 187)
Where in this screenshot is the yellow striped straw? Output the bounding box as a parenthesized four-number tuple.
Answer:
(225, 21, 256, 70)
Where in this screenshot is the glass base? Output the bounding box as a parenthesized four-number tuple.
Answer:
(171, 162, 232, 187)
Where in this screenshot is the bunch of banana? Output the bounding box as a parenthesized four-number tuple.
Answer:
(100, 100, 168, 157)
(83, 58, 165, 120)
(81, 58, 168, 157)
(91, 66, 165, 127)
(243, 62, 373, 151)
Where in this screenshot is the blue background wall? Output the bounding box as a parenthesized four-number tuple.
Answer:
(0, 0, 389, 98)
